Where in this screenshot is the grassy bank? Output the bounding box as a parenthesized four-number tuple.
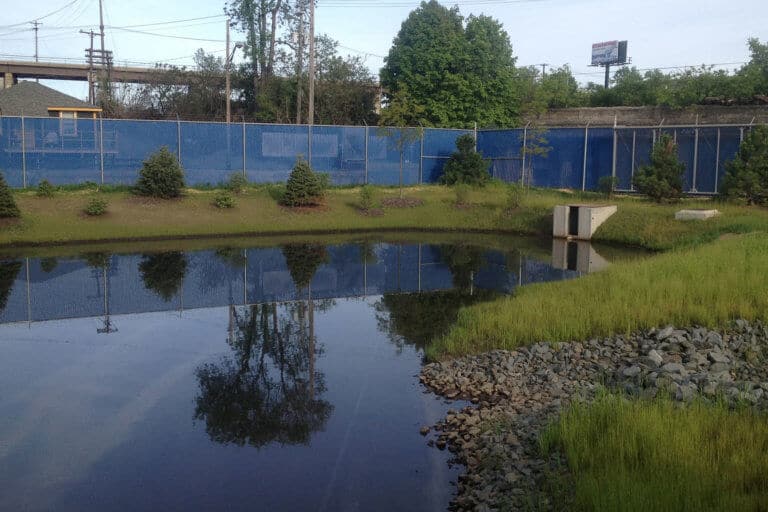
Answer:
(2, 184, 767, 249)
(540, 393, 768, 511)
(427, 233, 768, 359)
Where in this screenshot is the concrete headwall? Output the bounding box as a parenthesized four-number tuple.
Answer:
(524, 105, 768, 127)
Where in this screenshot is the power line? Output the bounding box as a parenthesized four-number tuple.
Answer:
(0, 0, 82, 28)
(110, 26, 225, 43)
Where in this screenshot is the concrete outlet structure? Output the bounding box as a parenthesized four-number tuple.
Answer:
(553, 204, 617, 241)
(551, 239, 610, 274)
(675, 209, 720, 221)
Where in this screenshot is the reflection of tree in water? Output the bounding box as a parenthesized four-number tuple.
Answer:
(0, 260, 22, 314)
(139, 252, 187, 301)
(39, 257, 58, 273)
(195, 244, 333, 448)
(376, 244, 495, 351)
(281, 244, 328, 290)
(81, 252, 111, 270)
(375, 289, 496, 352)
(439, 244, 487, 291)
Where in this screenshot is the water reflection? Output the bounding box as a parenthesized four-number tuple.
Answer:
(139, 252, 188, 302)
(0, 260, 22, 313)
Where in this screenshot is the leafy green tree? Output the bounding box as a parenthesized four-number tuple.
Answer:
(440, 134, 490, 186)
(380, 1, 518, 128)
(721, 125, 768, 204)
(534, 65, 585, 110)
(633, 134, 685, 202)
(0, 173, 20, 219)
(139, 252, 188, 301)
(282, 158, 325, 207)
(135, 147, 185, 199)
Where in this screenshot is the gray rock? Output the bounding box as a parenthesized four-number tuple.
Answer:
(657, 326, 675, 341)
(646, 350, 664, 367)
(708, 351, 730, 364)
(661, 362, 685, 374)
(622, 365, 642, 378)
(709, 362, 730, 373)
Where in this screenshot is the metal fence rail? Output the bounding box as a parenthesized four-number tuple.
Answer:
(0, 115, 760, 192)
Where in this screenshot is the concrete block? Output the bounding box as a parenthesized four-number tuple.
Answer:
(552, 205, 570, 238)
(675, 209, 720, 221)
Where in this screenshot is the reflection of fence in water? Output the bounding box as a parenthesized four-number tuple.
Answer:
(0, 243, 586, 325)
(0, 116, 754, 191)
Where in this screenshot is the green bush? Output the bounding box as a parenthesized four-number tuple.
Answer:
(721, 125, 768, 205)
(227, 172, 249, 194)
(213, 191, 235, 209)
(281, 158, 325, 207)
(359, 185, 377, 210)
(0, 173, 20, 218)
(84, 197, 108, 216)
(632, 134, 685, 202)
(598, 175, 619, 197)
(440, 135, 490, 186)
(506, 183, 524, 210)
(264, 183, 286, 203)
(135, 146, 185, 199)
(454, 184, 471, 206)
(36, 179, 55, 198)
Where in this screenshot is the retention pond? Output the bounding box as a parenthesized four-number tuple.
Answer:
(0, 234, 632, 511)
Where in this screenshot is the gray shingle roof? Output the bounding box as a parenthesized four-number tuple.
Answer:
(0, 81, 97, 117)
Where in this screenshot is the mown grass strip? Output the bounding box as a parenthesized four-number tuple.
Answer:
(540, 393, 768, 511)
(428, 233, 768, 359)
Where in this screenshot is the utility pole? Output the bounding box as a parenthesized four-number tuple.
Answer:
(31, 21, 41, 82)
(80, 29, 95, 104)
(307, 0, 315, 126)
(226, 18, 231, 124)
(604, 63, 611, 89)
(295, 0, 306, 125)
(98, 0, 105, 59)
(540, 63, 548, 78)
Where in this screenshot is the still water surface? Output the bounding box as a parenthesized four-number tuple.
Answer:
(0, 236, 602, 511)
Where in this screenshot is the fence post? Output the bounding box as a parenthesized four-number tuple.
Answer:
(611, 115, 618, 179)
(21, 113, 27, 188)
(473, 122, 477, 151)
(714, 128, 721, 193)
(176, 115, 182, 166)
(581, 121, 590, 191)
(630, 130, 636, 191)
(308, 124, 313, 166)
(692, 115, 699, 192)
(419, 127, 424, 184)
(521, 122, 530, 186)
(99, 115, 105, 185)
(242, 117, 246, 177)
(739, 127, 744, 144)
(364, 124, 369, 184)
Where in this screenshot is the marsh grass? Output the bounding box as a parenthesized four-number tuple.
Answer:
(540, 393, 768, 511)
(428, 233, 768, 359)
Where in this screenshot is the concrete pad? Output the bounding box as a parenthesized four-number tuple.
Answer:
(675, 209, 720, 221)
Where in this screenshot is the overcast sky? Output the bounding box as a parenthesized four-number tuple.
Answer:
(1, 0, 766, 100)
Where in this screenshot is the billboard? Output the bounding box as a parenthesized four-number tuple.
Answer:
(591, 40, 628, 66)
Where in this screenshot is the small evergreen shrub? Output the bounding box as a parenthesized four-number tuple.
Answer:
(0, 173, 20, 218)
(359, 185, 376, 211)
(213, 191, 235, 209)
(265, 183, 286, 202)
(84, 197, 108, 216)
(721, 125, 768, 205)
(598, 175, 619, 198)
(454, 184, 471, 206)
(281, 158, 325, 207)
(633, 134, 685, 202)
(135, 146, 185, 199)
(227, 173, 248, 194)
(36, 179, 55, 198)
(440, 135, 490, 186)
(506, 183, 524, 210)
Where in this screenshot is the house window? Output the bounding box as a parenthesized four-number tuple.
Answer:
(60, 111, 77, 136)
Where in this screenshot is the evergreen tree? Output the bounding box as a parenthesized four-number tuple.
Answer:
(282, 159, 325, 207)
(135, 147, 185, 199)
(721, 125, 768, 205)
(0, 173, 20, 219)
(633, 134, 685, 202)
(440, 135, 490, 186)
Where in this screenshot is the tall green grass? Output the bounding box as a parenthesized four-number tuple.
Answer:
(540, 393, 768, 511)
(428, 233, 768, 359)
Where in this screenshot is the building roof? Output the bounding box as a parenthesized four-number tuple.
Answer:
(0, 81, 100, 117)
